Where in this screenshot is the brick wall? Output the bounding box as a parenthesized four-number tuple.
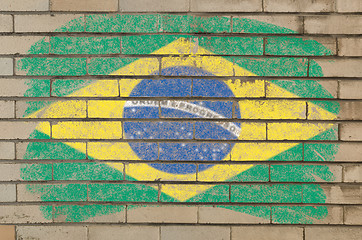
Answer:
(0, 0, 361, 240)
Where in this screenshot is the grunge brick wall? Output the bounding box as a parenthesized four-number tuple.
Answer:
(0, 0, 361, 240)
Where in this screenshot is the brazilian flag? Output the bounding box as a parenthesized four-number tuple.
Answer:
(19, 14, 339, 223)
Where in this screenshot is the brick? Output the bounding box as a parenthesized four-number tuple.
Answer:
(0, 0, 49, 11)
(0, 36, 49, 54)
(199, 206, 270, 224)
(52, 121, 122, 139)
(310, 59, 362, 77)
(120, 0, 189, 12)
(0, 142, 15, 159)
(0, 164, 21, 181)
(0, 15, 13, 32)
(0, 184, 16, 202)
(264, 0, 334, 12)
(266, 80, 338, 99)
(53, 205, 126, 223)
(270, 164, 342, 182)
(265, 37, 336, 56)
(0, 205, 51, 223)
(161, 226, 230, 240)
(336, 0, 362, 12)
(305, 16, 362, 34)
(344, 165, 362, 182)
(15, 14, 84, 32)
(338, 38, 362, 56)
(0, 101, 14, 118)
(308, 101, 362, 120)
(267, 123, 337, 140)
(233, 15, 302, 33)
(344, 206, 362, 224)
(17, 226, 87, 240)
(190, 0, 262, 12)
(232, 226, 303, 240)
(237, 100, 306, 119)
(341, 123, 362, 141)
(0, 58, 13, 76)
(340, 81, 362, 99)
(307, 143, 362, 162)
(52, 79, 118, 97)
(305, 227, 362, 240)
(51, 0, 118, 11)
(0, 225, 15, 240)
(16, 100, 87, 119)
(1, 164, 51, 181)
(127, 205, 197, 223)
(0, 79, 50, 97)
(18, 184, 87, 202)
(16, 58, 87, 76)
(0, 121, 50, 139)
(304, 185, 362, 204)
(89, 226, 159, 240)
(88, 100, 127, 118)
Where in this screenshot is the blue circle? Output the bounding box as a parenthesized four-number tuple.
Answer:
(123, 66, 240, 174)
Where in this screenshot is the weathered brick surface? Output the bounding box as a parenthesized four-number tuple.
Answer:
(0, 58, 13, 76)
(338, 38, 362, 56)
(17, 226, 87, 240)
(340, 81, 362, 99)
(344, 206, 362, 225)
(89, 226, 159, 240)
(305, 227, 362, 240)
(191, 0, 262, 12)
(264, 0, 335, 12)
(304, 16, 362, 34)
(0, 1, 362, 239)
(161, 226, 230, 240)
(51, 0, 118, 12)
(336, 0, 362, 12)
(120, 0, 190, 12)
(0, 184, 16, 202)
(341, 123, 362, 141)
(0, 0, 49, 11)
(232, 226, 303, 240)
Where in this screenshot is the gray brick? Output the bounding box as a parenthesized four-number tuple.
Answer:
(232, 226, 303, 240)
(338, 38, 362, 56)
(0, 0, 49, 11)
(0, 58, 13, 76)
(341, 123, 362, 141)
(305, 16, 362, 34)
(199, 206, 270, 224)
(310, 59, 362, 77)
(0, 101, 14, 118)
(127, 205, 197, 223)
(340, 81, 362, 99)
(17, 226, 87, 240)
(308, 101, 362, 120)
(334, 143, 362, 162)
(161, 226, 230, 240)
(15, 14, 83, 32)
(0, 121, 49, 139)
(0, 15, 13, 32)
(0, 79, 49, 97)
(0, 184, 16, 202)
(0, 36, 49, 54)
(305, 227, 362, 240)
(89, 226, 159, 240)
(0, 164, 21, 181)
(321, 185, 362, 204)
(0, 142, 15, 159)
(336, 0, 362, 12)
(344, 206, 362, 225)
(344, 165, 362, 182)
(191, 0, 262, 12)
(120, 0, 189, 12)
(51, 0, 118, 12)
(264, 0, 335, 12)
(0, 205, 51, 223)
